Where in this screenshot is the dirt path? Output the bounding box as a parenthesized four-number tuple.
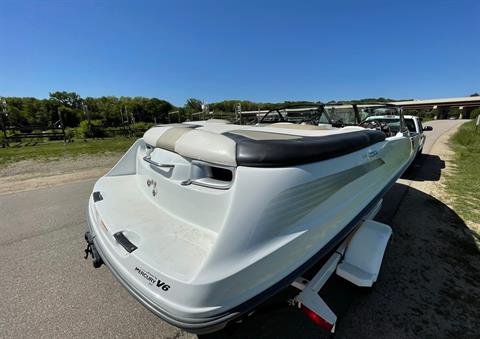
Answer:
(400, 121, 460, 200)
(402, 120, 479, 234)
(0, 153, 122, 195)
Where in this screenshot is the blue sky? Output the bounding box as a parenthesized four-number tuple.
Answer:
(1, 0, 479, 106)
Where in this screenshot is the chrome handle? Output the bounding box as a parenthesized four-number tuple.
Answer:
(190, 178, 232, 190)
(181, 178, 232, 190)
(143, 156, 175, 169)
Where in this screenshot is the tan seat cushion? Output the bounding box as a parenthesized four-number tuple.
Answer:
(156, 127, 192, 151)
(175, 130, 237, 166)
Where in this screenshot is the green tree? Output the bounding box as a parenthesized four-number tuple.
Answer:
(49, 91, 82, 108)
(185, 98, 203, 113)
(145, 98, 173, 123)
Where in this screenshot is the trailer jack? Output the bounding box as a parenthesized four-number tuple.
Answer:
(84, 231, 104, 268)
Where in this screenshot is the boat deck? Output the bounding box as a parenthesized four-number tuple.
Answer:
(93, 175, 217, 282)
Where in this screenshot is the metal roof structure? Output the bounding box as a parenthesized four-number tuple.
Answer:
(388, 96, 480, 109)
(239, 96, 480, 116)
(238, 96, 480, 123)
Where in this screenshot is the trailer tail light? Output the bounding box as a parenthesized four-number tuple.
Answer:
(301, 305, 334, 332)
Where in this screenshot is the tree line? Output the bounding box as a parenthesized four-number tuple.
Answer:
(2, 92, 478, 130)
(2, 92, 174, 129)
(2, 92, 401, 129)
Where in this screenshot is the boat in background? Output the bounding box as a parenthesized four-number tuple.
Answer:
(84, 104, 414, 333)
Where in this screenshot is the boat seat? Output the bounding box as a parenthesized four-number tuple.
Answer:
(144, 126, 237, 166)
(224, 129, 385, 167)
(143, 126, 385, 167)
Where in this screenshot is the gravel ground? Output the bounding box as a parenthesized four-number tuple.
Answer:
(0, 154, 121, 178)
(1, 120, 478, 338)
(0, 154, 121, 195)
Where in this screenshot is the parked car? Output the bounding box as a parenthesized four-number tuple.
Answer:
(364, 115, 432, 156)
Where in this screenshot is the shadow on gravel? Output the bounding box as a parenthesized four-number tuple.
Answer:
(402, 154, 445, 181)
(199, 184, 480, 339)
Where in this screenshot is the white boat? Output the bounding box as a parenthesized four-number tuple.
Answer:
(84, 106, 414, 333)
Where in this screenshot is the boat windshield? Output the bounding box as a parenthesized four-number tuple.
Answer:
(322, 104, 400, 127)
(253, 104, 407, 133)
(324, 106, 358, 126)
(358, 106, 398, 120)
(258, 106, 326, 125)
(325, 104, 406, 133)
(359, 105, 408, 133)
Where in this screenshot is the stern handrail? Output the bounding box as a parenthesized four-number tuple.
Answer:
(143, 155, 175, 169)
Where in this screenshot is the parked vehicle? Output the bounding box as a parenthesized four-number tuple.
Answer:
(363, 114, 433, 156)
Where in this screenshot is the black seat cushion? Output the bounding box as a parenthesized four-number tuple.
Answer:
(224, 130, 385, 167)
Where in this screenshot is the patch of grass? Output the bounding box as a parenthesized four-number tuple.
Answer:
(446, 121, 480, 224)
(0, 137, 136, 166)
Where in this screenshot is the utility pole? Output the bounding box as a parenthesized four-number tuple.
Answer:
(1, 98, 9, 147)
(201, 103, 208, 121)
(120, 107, 124, 124)
(82, 103, 92, 136)
(235, 103, 241, 124)
(124, 105, 132, 136)
(57, 107, 66, 143)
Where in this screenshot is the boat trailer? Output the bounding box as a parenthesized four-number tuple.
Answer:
(290, 217, 392, 332)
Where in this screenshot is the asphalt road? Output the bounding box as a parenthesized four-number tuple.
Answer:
(0, 119, 473, 338)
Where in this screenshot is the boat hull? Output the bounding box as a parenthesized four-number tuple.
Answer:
(85, 130, 413, 333)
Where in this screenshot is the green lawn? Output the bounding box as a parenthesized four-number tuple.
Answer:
(0, 137, 136, 166)
(446, 120, 480, 224)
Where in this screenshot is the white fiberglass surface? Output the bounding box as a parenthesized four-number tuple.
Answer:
(196, 123, 364, 137)
(94, 175, 217, 282)
(86, 133, 412, 317)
